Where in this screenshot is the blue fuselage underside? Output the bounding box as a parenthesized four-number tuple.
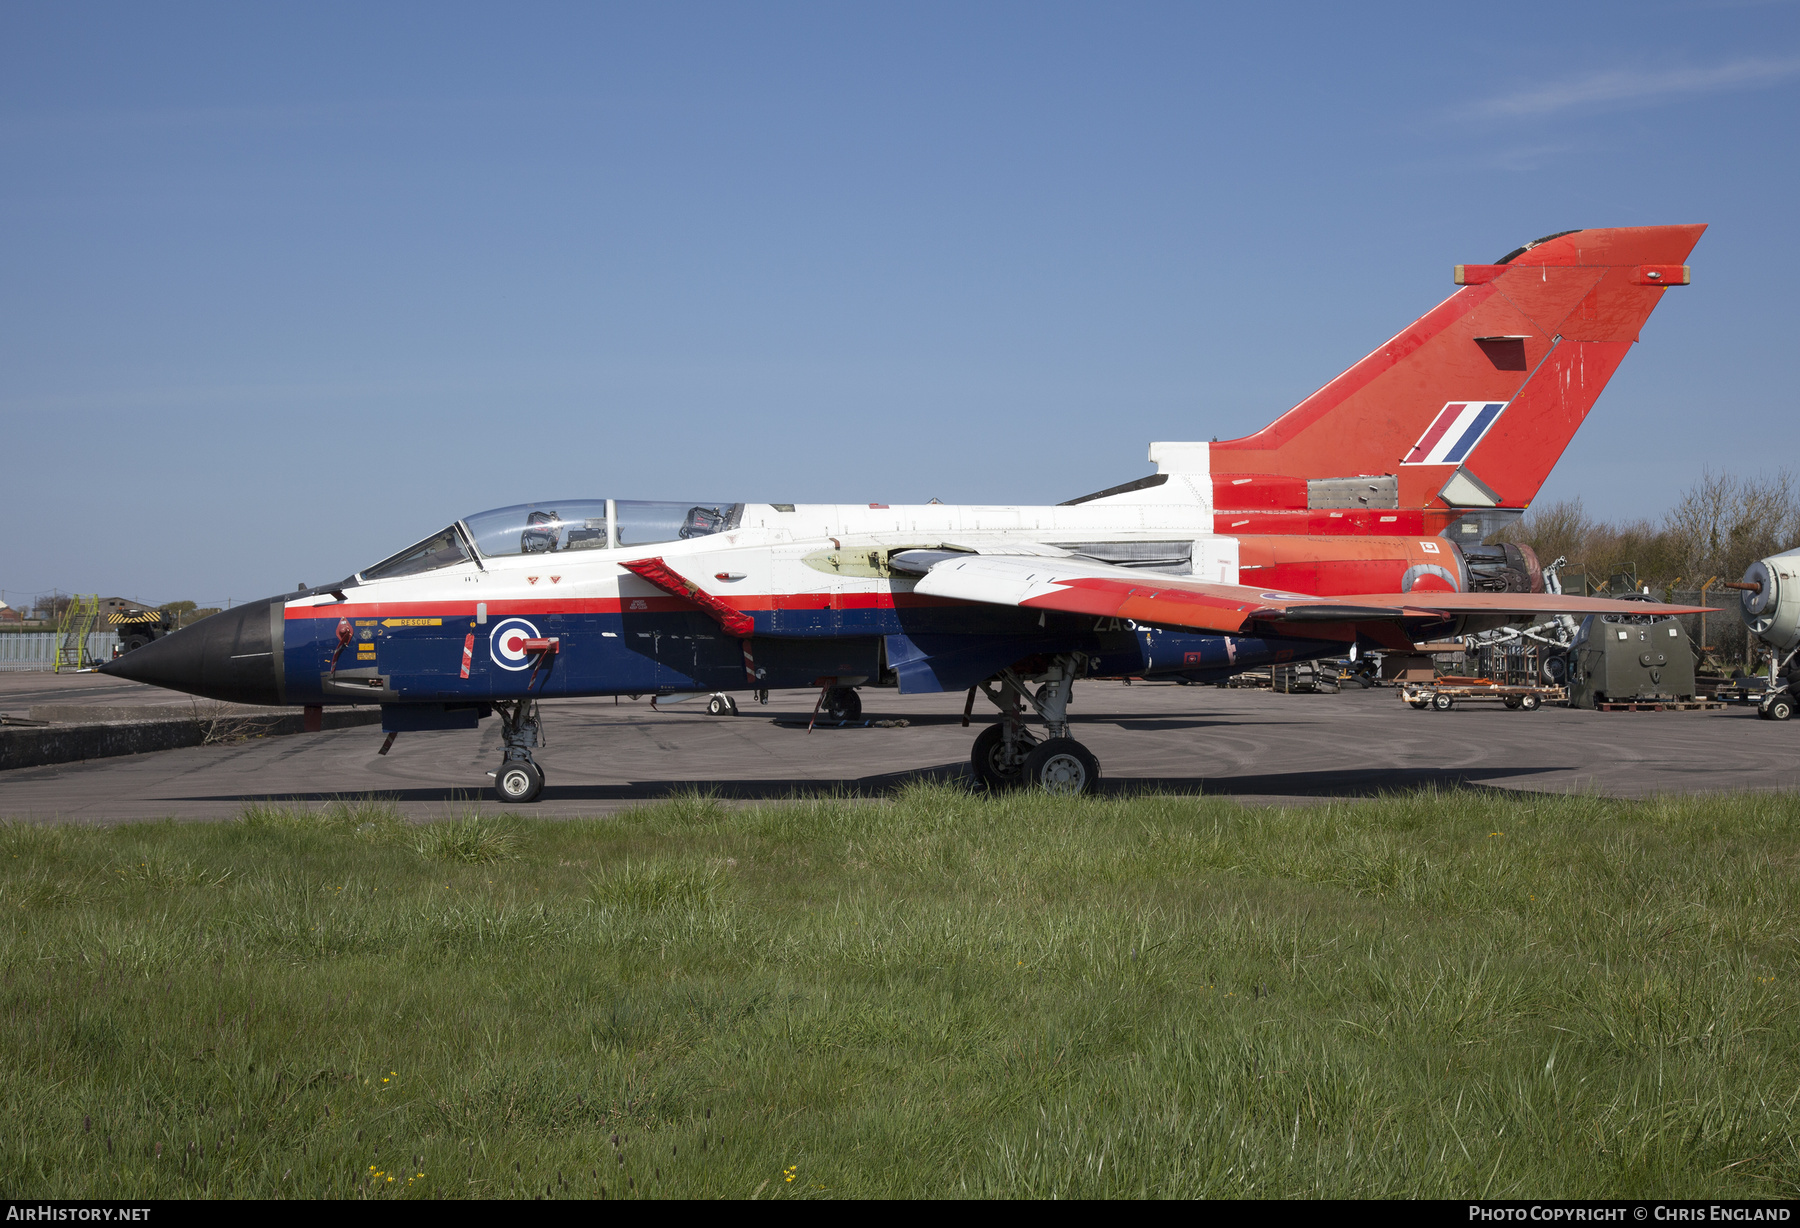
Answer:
(285, 603, 1356, 704)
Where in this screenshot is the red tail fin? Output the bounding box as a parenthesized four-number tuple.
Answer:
(1197, 225, 1705, 538)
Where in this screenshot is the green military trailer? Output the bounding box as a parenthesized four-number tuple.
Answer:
(1567, 612, 1696, 709)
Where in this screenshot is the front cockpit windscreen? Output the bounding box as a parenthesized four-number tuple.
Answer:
(462, 501, 613, 558)
(359, 526, 471, 582)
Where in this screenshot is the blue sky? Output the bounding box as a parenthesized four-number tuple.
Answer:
(3, 1, 1797, 605)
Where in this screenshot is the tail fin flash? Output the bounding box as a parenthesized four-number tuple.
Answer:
(1180, 225, 1704, 538)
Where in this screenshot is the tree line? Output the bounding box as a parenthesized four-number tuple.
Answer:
(1501, 471, 1800, 663)
(1501, 471, 1800, 592)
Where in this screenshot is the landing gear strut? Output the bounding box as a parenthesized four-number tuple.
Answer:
(490, 699, 546, 804)
(969, 654, 1099, 795)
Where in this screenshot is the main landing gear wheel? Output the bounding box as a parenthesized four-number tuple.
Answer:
(1431, 692, 1455, 712)
(967, 654, 1093, 792)
(971, 723, 1039, 790)
(495, 761, 544, 804)
(1022, 738, 1099, 795)
(707, 694, 739, 716)
(824, 687, 862, 722)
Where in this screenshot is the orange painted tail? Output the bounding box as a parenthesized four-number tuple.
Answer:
(1202, 225, 1705, 538)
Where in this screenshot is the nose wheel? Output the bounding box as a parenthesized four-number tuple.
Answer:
(967, 656, 1100, 795)
(495, 760, 544, 803)
(490, 699, 547, 804)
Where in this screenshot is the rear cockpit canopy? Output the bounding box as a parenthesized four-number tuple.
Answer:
(356, 499, 743, 581)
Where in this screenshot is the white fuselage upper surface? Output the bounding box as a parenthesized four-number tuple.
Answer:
(297, 474, 1234, 616)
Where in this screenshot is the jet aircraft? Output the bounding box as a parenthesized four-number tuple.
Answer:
(105, 225, 1712, 800)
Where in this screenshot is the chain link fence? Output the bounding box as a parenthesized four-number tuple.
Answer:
(0, 632, 122, 672)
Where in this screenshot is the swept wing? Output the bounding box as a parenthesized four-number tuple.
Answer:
(896, 550, 1713, 641)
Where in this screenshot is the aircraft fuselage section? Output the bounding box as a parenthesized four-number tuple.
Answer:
(280, 595, 1337, 702)
(276, 510, 1355, 703)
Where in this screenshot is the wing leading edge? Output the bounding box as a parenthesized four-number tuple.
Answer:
(899, 550, 1714, 642)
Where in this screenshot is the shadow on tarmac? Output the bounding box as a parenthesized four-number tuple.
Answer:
(166, 763, 1569, 807)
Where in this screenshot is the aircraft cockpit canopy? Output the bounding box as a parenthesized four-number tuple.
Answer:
(462, 500, 614, 558)
(356, 500, 743, 581)
(461, 500, 743, 558)
(616, 500, 742, 546)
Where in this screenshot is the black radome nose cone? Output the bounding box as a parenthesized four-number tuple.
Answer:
(100, 596, 283, 705)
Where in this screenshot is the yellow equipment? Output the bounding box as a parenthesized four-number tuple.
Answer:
(53, 595, 100, 672)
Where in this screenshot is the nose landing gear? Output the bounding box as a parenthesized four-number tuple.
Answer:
(489, 699, 546, 804)
(495, 760, 544, 802)
(969, 655, 1099, 795)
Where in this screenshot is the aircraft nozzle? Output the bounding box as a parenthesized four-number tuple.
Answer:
(100, 596, 284, 706)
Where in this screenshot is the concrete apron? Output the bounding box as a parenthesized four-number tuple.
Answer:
(1, 705, 381, 771)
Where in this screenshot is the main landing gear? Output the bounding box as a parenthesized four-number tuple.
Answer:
(823, 686, 862, 722)
(969, 654, 1100, 795)
(489, 699, 546, 804)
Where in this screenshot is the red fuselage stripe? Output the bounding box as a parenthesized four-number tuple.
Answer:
(282, 592, 965, 620)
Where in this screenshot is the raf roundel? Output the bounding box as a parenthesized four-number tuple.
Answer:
(488, 617, 542, 672)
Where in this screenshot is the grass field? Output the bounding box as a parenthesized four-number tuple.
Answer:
(1, 785, 1796, 1199)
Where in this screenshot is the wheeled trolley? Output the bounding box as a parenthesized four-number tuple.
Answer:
(1399, 677, 1565, 712)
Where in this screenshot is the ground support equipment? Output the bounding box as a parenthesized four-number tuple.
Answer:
(1399, 679, 1564, 712)
(53, 596, 100, 673)
(1594, 699, 1729, 712)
